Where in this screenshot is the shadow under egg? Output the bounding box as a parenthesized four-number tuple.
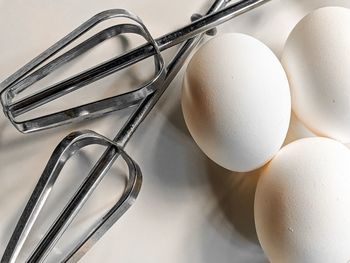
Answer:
(206, 158, 264, 245)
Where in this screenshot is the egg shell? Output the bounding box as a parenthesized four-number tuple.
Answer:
(181, 33, 291, 172)
(255, 137, 350, 262)
(282, 7, 350, 142)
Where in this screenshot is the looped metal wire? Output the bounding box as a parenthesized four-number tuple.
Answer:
(1, 130, 142, 263)
(0, 9, 166, 133)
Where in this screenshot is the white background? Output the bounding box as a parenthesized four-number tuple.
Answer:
(0, 0, 350, 262)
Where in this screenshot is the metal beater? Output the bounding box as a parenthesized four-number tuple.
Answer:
(0, 0, 271, 262)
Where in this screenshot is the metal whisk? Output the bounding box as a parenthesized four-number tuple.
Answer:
(0, 0, 271, 262)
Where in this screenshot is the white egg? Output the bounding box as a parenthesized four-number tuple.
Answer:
(255, 137, 350, 262)
(282, 7, 350, 143)
(181, 33, 291, 172)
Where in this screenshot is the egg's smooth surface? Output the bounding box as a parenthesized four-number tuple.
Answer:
(181, 33, 291, 172)
(282, 7, 350, 142)
(255, 137, 350, 263)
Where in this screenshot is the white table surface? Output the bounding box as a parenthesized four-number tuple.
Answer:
(1, 0, 350, 262)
